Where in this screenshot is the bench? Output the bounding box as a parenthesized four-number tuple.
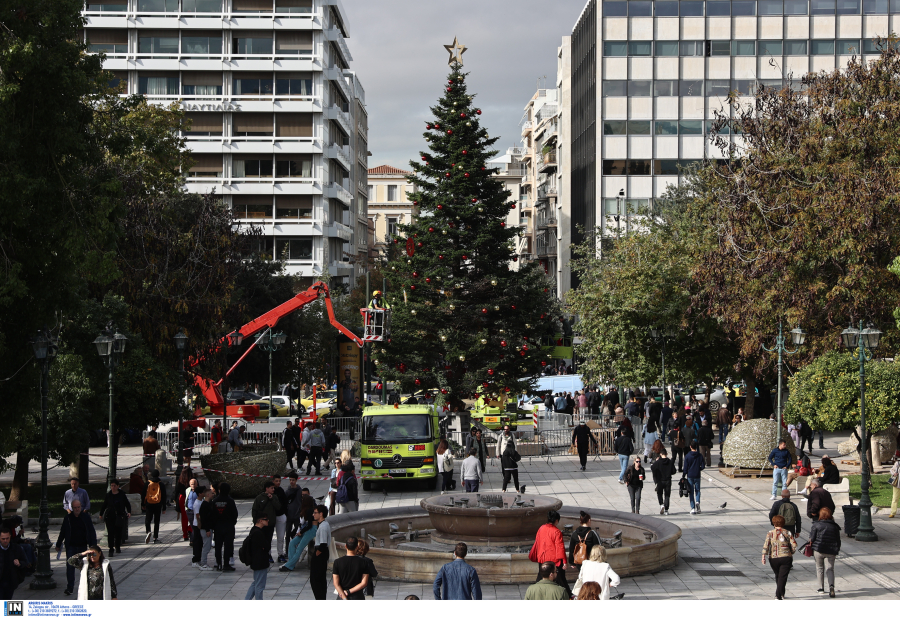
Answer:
(826, 478, 851, 507)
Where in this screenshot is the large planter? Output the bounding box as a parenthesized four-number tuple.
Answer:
(199, 444, 282, 498)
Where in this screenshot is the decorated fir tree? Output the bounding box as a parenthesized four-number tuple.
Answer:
(373, 45, 560, 406)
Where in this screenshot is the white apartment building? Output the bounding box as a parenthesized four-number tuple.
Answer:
(366, 165, 418, 257)
(488, 147, 528, 266)
(565, 0, 897, 274)
(82, 0, 369, 289)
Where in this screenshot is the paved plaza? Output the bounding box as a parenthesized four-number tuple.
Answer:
(4, 430, 899, 601)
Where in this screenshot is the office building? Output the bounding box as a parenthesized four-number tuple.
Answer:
(366, 165, 418, 257)
(82, 0, 369, 288)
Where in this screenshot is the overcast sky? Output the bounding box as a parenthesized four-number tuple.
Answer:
(340, 0, 590, 171)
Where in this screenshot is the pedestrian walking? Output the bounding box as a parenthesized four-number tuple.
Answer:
(668, 414, 686, 471)
(356, 539, 378, 599)
(684, 441, 705, 514)
(465, 429, 488, 471)
(271, 476, 288, 562)
(212, 482, 238, 572)
(0, 526, 27, 600)
(227, 421, 243, 451)
(890, 459, 900, 518)
(577, 391, 589, 421)
(568, 511, 600, 566)
(614, 428, 633, 483)
(768, 489, 801, 536)
(56, 500, 97, 596)
(572, 420, 598, 471)
(767, 439, 792, 500)
(331, 536, 370, 600)
(524, 562, 569, 600)
(761, 514, 798, 600)
(63, 478, 91, 514)
(805, 479, 836, 522)
(98, 480, 130, 557)
(335, 453, 359, 514)
(306, 422, 326, 475)
(176, 472, 196, 542)
(651, 448, 676, 515)
(500, 439, 521, 493)
(717, 405, 733, 445)
(697, 420, 714, 466)
(282, 420, 298, 468)
(572, 545, 621, 600)
(191, 486, 215, 570)
(67, 546, 117, 600)
(528, 511, 572, 598)
(808, 506, 841, 597)
(461, 449, 483, 492)
(309, 505, 332, 600)
(241, 515, 271, 600)
(324, 427, 341, 471)
(624, 456, 645, 514)
(251, 481, 280, 563)
(142, 469, 167, 544)
(433, 542, 482, 600)
(437, 439, 454, 495)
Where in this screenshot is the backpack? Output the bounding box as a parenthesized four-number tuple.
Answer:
(238, 534, 252, 566)
(145, 482, 161, 505)
(778, 502, 797, 528)
(335, 472, 356, 504)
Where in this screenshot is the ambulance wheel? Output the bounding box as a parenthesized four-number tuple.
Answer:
(362, 480, 373, 491)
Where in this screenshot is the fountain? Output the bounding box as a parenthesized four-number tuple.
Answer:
(327, 493, 681, 584)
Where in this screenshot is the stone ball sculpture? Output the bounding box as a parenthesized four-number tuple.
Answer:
(722, 418, 797, 468)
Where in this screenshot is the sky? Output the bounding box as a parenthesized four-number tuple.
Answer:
(340, 0, 590, 171)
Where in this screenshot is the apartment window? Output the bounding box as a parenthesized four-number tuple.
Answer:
(758, 0, 784, 13)
(732, 40, 756, 55)
(680, 79, 704, 96)
(284, 239, 313, 260)
(276, 113, 313, 137)
(182, 33, 223, 55)
(629, 81, 652, 96)
(233, 0, 273, 12)
(276, 196, 313, 219)
(233, 113, 274, 136)
(707, 79, 732, 96)
(275, 155, 313, 177)
(138, 32, 179, 54)
(836, 0, 861, 12)
(655, 120, 678, 135)
(862, 39, 882, 53)
(246, 236, 274, 258)
(276, 73, 313, 96)
(603, 1, 628, 15)
(655, 0, 679, 14)
(784, 0, 809, 13)
(183, 0, 222, 11)
(233, 199, 272, 219)
(183, 112, 223, 136)
(275, 32, 313, 55)
(603, 120, 627, 135)
(86, 3, 127, 10)
(655, 80, 679, 96)
(733, 0, 758, 13)
(387, 217, 398, 238)
(182, 72, 222, 96)
(681, 1, 705, 14)
(892, 0, 900, 10)
(759, 78, 784, 90)
(709, 40, 731, 55)
(107, 71, 127, 92)
(187, 154, 223, 177)
(233, 157, 273, 178)
(655, 41, 679, 56)
(628, 120, 651, 135)
(628, 41, 652, 56)
(137, 0, 177, 11)
(630, 1, 653, 15)
(387, 185, 398, 201)
(680, 41, 704, 56)
(654, 160, 680, 175)
(731, 79, 757, 94)
(601, 160, 627, 175)
(367, 185, 374, 200)
(602, 81, 628, 96)
(707, 0, 731, 14)
(276, 0, 313, 12)
(233, 73, 274, 96)
(811, 39, 835, 54)
(87, 30, 127, 54)
(811, 0, 836, 12)
(603, 41, 627, 56)
(785, 40, 808, 54)
(679, 120, 703, 135)
(758, 40, 783, 55)
(627, 161, 650, 175)
(234, 33, 273, 55)
(837, 39, 861, 53)
(138, 74, 179, 95)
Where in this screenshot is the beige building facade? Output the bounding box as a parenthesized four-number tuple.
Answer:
(367, 165, 418, 257)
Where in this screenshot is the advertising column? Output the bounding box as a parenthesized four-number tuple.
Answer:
(337, 338, 362, 414)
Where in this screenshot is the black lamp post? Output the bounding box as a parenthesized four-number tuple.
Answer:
(173, 330, 188, 477)
(29, 330, 58, 590)
(650, 327, 675, 405)
(256, 329, 287, 410)
(761, 319, 806, 443)
(93, 326, 127, 490)
(840, 320, 882, 543)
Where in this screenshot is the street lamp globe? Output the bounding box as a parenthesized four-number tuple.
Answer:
(31, 332, 50, 360)
(274, 332, 288, 346)
(789, 326, 807, 346)
(93, 334, 114, 357)
(650, 328, 659, 339)
(174, 330, 188, 351)
(861, 323, 882, 349)
(227, 330, 244, 347)
(840, 324, 860, 349)
(113, 331, 128, 355)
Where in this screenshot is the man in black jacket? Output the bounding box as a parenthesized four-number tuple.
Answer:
(213, 482, 239, 571)
(806, 479, 836, 522)
(571, 421, 598, 471)
(768, 489, 802, 536)
(271, 476, 288, 563)
(243, 515, 271, 600)
(55, 500, 97, 595)
(0, 527, 27, 601)
(282, 420, 299, 469)
(651, 449, 676, 515)
(697, 420, 715, 466)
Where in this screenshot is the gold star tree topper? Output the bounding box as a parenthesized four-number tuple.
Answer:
(444, 36, 467, 66)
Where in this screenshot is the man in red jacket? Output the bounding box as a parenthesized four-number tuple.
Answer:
(528, 511, 572, 598)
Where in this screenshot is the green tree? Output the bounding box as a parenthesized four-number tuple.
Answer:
(373, 64, 559, 401)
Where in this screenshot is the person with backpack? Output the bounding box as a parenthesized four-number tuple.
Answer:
(251, 482, 280, 564)
(567, 511, 600, 566)
(500, 439, 521, 493)
(240, 515, 271, 600)
(142, 469, 167, 544)
(436, 439, 454, 495)
(98, 479, 130, 557)
(768, 489, 801, 536)
(213, 482, 238, 572)
(335, 451, 359, 513)
(614, 428, 633, 483)
(651, 447, 676, 515)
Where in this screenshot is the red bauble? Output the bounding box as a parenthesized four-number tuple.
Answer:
(505, 387, 510, 393)
(414, 200, 419, 205)
(460, 113, 466, 118)
(415, 378, 422, 386)
(501, 341, 507, 347)
(428, 227, 434, 232)
(421, 156, 427, 161)
(410, 285, 416, 290)
(471, 198, 477, 203)
(417, 241, 423, 248)
(451, 163, 455, 167)
(447, 130, 453, 135)
(438, 254, 444, 260)
(487, 369, 495, 376)
(523, 344, 529, 351)
(544, 289, 548, 293)
(481, 308, 488, 314)
(445, 173, 451, 178)
(434, 124, 441, 129)
(481, 167, 486, 171)
(511, 305, 516, 310)
(426, 124, 432, 129)
(464, 173, 470, 178)
(447, 87, 452, 92)
(499, 354, 505, 359)
(523, 336, 529, 341)
(413, 272, 419, 278)
(441, 388, 448, 394)
(520, 351, 526, 357)
(510, 203, 517, 210)
(425, 277, 431, 283)
(500, 222, 506, 228)
(462, 150, 468, 155)
(437, 204, 444, 210)
(461, 254, 467, 260)
(448, 80, 454, 84)
(476, 109, 482, 115)
(393, 239, 398, 244)
(540, 313, 546, 319)
(513, 257, 519, 262)
(541, 361, 547, 367)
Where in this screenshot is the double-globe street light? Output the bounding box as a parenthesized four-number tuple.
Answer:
(256, 329, 288, 407)
(650, 327, 675, 405)
(29, 330, 58, 590)
(92, 326, 128, 489)
(174, 330, 188, 477)
(840, 321, 883, 543)
(761, 320, 807, 443)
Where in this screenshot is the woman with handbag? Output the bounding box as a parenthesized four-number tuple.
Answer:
(568, 511, 600, 566)
(436, 439, 454, 495)
(572, 546, 620, 600)
(623, 456, 645, 514)
(808, 506, 841, 597)
(761, 514, 798, 600)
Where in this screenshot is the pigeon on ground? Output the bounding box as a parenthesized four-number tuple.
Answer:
(734, 487, 741, 491)
(719, 502, 727, 509)
(520, 484, 527, 494)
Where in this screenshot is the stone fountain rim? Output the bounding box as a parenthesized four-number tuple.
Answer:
(419, 494, 564, 519)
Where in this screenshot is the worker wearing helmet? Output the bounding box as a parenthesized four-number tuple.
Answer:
(367, 291, 390, 333)
(368, 290, 390, 310)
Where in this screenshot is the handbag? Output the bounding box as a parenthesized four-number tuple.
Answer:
(573, 530, 599, 565)
(802, 541, 814, 558)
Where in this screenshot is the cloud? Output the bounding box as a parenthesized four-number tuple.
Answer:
(340, 0, 588, 170)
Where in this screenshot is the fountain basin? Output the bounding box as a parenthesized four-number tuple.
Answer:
(327, 505, 681, 584)
(420, 494, 563, 546)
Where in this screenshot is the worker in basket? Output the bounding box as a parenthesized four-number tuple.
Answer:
(367, 291, 390, 330)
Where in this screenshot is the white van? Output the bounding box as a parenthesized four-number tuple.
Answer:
(530, 374, 584, 394)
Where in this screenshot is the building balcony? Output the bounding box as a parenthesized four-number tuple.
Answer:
(325, 181, 352, 206)
(537, 152, 557, 173)
(324, 104, 352, 135)
(536, 240, 557, 257)
(328, 260, 354, 275)
(357, 121, 368, 141)
(537, 215, 558, 229)
(537, 183, 557, 201)
(326, 221, 352, 241)
(521, 120, 533, 136)
(324, 66, 352, 101)
(521, 173, 533, 187)
(323, 27, 353, 63)
(325, 143, 352, 171)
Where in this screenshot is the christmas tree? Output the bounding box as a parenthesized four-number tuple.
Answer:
(373, 47, 560, 406)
